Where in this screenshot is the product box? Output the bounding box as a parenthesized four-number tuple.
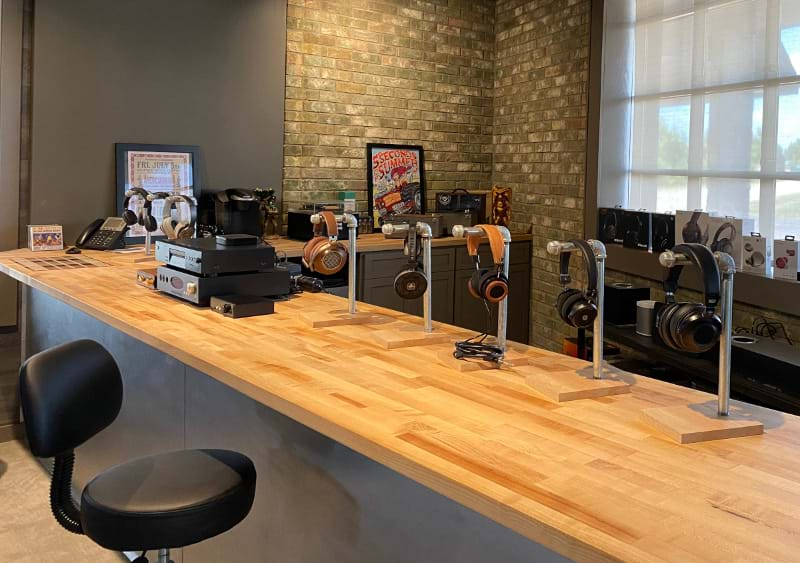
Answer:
(650, 213, 676, 252)
(28, 224, 64, 251)
(622, 210, 651, 250)
(708, 216, 744, 269)
(742, 233, 769, 275)
(675, 210, 711, 246)
(598, 207, 625, 245)
(774, 236, 799, 280)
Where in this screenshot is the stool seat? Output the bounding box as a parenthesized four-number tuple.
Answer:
(80, 449, 256, 551)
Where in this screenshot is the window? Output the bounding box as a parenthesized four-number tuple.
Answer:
(600, 0, 800, 240)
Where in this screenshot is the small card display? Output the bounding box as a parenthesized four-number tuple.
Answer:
(28, 225, 64, 252)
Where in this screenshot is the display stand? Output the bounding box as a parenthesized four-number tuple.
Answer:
(521, 240, 630, 402)
(641, 251, 764, 444)
(301, 213, 385, 328)
(370, 222, 452, 349)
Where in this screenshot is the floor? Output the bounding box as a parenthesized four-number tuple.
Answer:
(0, 439, 125, 562)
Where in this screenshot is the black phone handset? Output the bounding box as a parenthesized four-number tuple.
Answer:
(75, 217, 128, 250)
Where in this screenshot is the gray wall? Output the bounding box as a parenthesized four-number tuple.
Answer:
(31, 0, 286, 241)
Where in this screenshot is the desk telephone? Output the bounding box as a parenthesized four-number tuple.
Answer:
(75, 217, 128, 250)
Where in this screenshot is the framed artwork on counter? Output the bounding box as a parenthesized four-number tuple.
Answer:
(366, 143, 425, 226)
(115, 143, 201, 244)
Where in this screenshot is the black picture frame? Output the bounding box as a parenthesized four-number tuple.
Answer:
(115, 143, 202, 244)
(366, 143, 425, 224)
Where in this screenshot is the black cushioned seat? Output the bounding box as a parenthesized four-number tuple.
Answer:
(81, 449, 256, 551)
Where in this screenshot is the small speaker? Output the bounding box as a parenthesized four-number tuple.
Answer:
(603, 282, 650, 326)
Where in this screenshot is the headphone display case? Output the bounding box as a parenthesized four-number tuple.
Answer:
(641, 246, 764, 444)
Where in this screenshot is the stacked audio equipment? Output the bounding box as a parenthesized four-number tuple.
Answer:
(515, 239, 630, 403)
(641, 244, 764, 443)
(154, 235, 288, 306)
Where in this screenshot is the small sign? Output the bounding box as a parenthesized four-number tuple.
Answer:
(28, 224, 64, 252)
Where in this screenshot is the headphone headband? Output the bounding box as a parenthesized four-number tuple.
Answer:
(559, 240, 598, 297)
(712, 221, 736, 244)
(663, 243, 721, 309)
(466, 225, 505, 264)
(124, 188, 151, 211)
(316, 211, 339, 239)
(406, 228, 419, 269)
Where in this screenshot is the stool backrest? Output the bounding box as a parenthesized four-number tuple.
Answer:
(19, 340, 123, 458)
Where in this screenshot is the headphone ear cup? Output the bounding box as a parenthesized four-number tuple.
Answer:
(478, 269, 509, 303)
(657, 303, 680, 350)
(142, 214, 158, 233)
(561, 291, 594, 328)
(672, 304, 721, 353)
(394, 268, 427, 299)
(122, 209, 138, 226)
(468, 269, 486, 300)
(557, 288, 581, 324)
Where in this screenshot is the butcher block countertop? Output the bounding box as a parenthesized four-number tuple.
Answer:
(2, 247, 800, 563)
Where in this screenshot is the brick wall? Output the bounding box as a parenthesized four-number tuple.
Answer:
(283, 0, 496, 216)
(492, 0, 591, 350)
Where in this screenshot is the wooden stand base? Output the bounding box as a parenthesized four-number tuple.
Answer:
(520, 366, 630, 403)
(641, 402, 764, 444)
(371, 328, 453, 349)
(301, 309, 388, 328)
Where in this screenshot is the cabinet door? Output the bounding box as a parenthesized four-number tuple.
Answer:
(361, 276, 406, 313)
(403, 270, 455, 324)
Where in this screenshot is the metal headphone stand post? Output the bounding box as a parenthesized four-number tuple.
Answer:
(301, 212, 385, 328)
(516, 239, 630, 404)
(641, 250, 764, 444)
(370, 221, 452, 349)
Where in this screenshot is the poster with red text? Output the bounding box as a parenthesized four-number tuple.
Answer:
(367, 144, 425, 223)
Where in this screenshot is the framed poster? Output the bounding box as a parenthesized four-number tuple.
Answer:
(366, 143, 425, 224)
(115, 143, 201, 243)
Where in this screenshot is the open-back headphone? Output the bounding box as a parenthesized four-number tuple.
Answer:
(710, 221, 736, 255)
(161, 195, 197, 239)
(656, 243, 722, 354)
(555, 240, 598, 329)
(394, 227, 427, 299)
(122, 188, 158, 233)
(302, 211, 347, 275)
(466, 225, 509, 303)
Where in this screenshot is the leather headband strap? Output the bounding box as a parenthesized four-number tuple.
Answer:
(466, 224, 505, 264)
(663, 243, 721, 309)
(320, 211, 339, 240)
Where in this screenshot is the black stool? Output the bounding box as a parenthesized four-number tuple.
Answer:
(19, 340, 257, 563)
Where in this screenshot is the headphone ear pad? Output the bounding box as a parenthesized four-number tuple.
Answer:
(561, 291, 589, 328)
(669, 303, 699, 350)
(479, 270, 509, 303)
(657, 303, 679, 349)
(468, 269, 486, 300)
(557, 289, 581, 324)
(142, 214, 158, 233)
(122, 209, 138, 226)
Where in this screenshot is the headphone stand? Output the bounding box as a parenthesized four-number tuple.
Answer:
(518, 239, 630, 403)
(641, 251, 764, 444)
(300, 213, 388, 328)
(370, 222, 453, 350)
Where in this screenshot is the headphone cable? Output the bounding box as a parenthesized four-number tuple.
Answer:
(453, 298, 504, 363)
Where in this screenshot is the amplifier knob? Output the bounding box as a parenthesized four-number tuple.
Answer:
(186, 282, 197, 295)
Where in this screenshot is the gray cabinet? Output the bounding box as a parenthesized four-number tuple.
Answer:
(358, 241, 531, 344)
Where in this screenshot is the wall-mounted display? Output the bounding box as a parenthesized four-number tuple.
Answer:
(115, 143, 201, 244)
(491, 185, 511, 226)
(28, 224, 64, 251)
(366, 143, 425, 225)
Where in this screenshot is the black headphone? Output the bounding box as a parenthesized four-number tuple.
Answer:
(601, 210, 618, 242)
(623, 212, 643, 247)
(122, 188, 158, 232)
(161, 195, 197, 239)
(652, 215, 671, 251)
(681, 211, 707, 244)
(466, 225, 509, 303)
(555, 240, 598, 329)
(656, 243, 722, 354)
(710, 221, 736, 255)
(394, 228, 427, 299)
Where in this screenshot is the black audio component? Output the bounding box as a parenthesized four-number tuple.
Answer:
(388, 211, 475, 238)
(603, 282, 650, 326)
(135, 269, 158, 290)
(210, 294, 275, 318)
(434, 189, 486, 221)
(216, 234, 258, 246)
(156, 267, 290, 306)
(155, 237, 275, 275)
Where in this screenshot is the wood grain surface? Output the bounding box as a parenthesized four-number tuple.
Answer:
(2, 247, 800, 562)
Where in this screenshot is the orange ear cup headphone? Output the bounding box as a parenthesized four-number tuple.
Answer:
(466, 225, 509, 303)
(302, 211, 348, 275)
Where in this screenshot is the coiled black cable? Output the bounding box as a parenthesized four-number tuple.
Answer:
(51, 452, 83, 534)
(453, 293, 504, 363)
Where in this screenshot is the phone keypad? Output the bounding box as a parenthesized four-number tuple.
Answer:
(86, 230, 118, 249)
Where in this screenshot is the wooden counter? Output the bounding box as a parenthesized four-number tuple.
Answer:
(2, 248, 800, 562)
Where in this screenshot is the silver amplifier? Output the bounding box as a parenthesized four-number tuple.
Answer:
(157, 266, 290, 306)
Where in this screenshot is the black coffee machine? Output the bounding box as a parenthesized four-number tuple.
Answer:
(211, 189, 261, 236)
